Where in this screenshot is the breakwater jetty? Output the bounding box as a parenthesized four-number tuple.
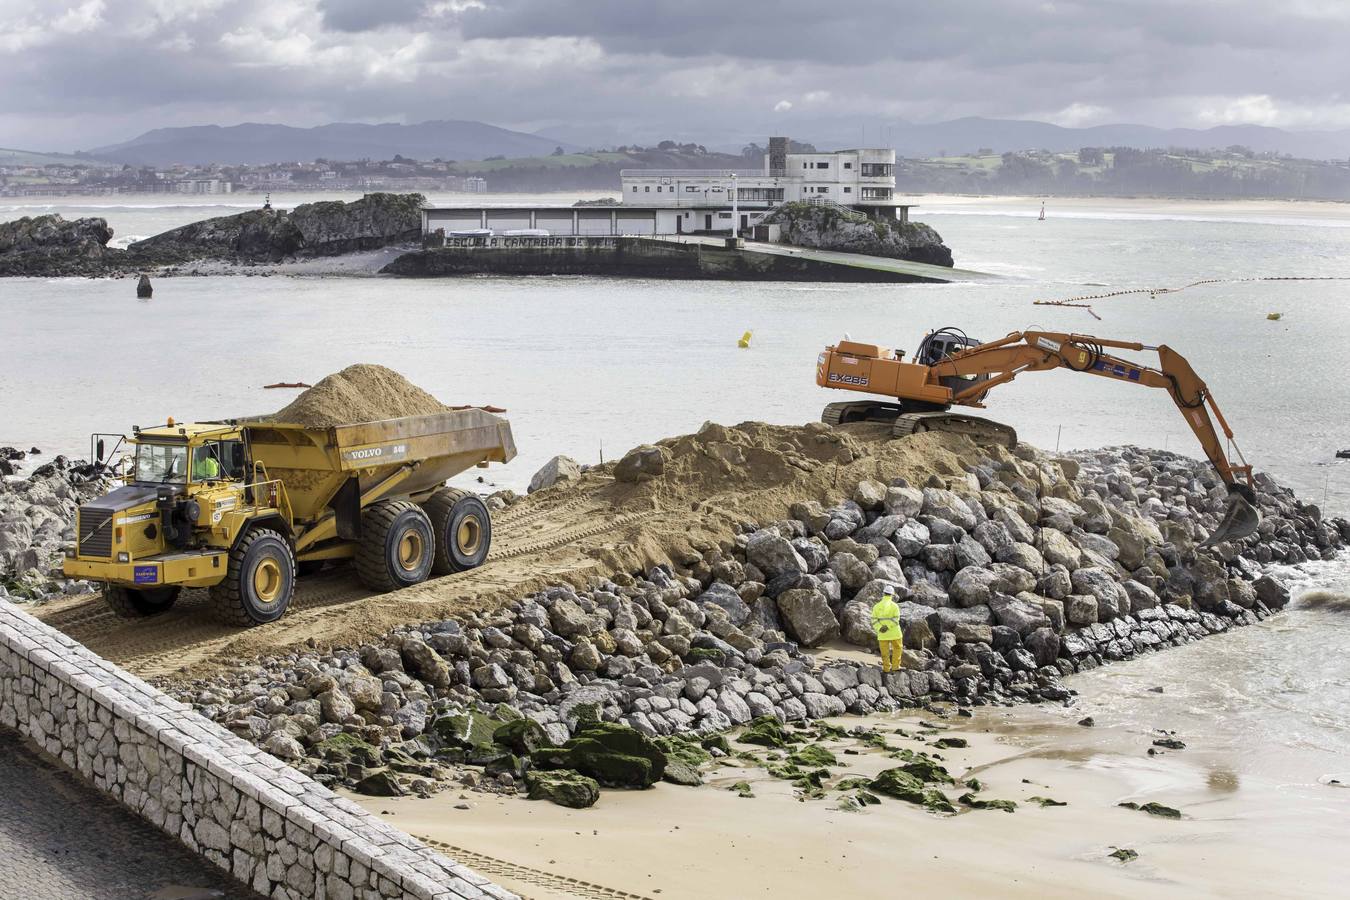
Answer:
(383, 235, 983, 283)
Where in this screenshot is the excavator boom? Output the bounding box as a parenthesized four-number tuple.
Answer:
(817, 328, 1260, 545)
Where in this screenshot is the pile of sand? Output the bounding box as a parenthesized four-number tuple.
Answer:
(271, 364, 449, 427)
(600, 420, 990, 522)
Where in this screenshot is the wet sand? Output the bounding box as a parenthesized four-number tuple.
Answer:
(352, 696, 1347, 900)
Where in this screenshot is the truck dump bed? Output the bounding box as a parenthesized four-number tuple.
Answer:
(245, 409, 516, 523)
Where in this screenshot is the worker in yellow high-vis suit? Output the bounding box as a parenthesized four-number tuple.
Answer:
(871, 585, 904, 673)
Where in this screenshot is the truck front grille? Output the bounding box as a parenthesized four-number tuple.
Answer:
(77, 506, 115, 558)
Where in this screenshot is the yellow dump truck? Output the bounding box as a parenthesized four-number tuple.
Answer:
(63, 410, 516, 626)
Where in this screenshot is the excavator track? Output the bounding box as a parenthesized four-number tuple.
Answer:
(822, 402, 1017, 448)
(890, 411, 1018, 448)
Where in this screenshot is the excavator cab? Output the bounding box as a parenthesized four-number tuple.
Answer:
(916, 328, 995, 400)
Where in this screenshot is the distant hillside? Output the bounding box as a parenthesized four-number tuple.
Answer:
(88, 121, 576, 166)
(896, 147, 1350, 200)
(445, 143, 749, 191)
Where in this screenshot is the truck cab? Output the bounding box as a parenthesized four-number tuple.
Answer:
(63, 420, 287, 619)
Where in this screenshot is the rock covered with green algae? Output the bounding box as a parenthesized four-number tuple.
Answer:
(869, 768, 955, 813)
(526, 769, 601, 809)
(958, 792, 1016, 813)
(1118, 801, 1181, 818)
(656, 735, 712, 786)
(532, 721, 668, 788)
(788, 744, 838, 768)
(738, 715, 795, 749)
(493, 718, 552, 756)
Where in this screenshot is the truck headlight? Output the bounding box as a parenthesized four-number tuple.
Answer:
(117, 552, 130, 563)
(64, 548, 76, 559)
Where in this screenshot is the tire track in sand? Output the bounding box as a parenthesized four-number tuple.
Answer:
(416, 837, 656, 900)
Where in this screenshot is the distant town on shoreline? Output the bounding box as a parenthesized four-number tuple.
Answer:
(7, 140, 1350, 203)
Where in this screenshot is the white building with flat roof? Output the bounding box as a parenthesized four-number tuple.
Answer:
(618, 137, 901, 233)
(420, 136, 911, 238)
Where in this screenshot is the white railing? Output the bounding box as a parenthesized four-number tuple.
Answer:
(805, 197, 870, 222)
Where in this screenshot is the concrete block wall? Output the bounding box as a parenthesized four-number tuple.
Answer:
(0, 601, 516, 900)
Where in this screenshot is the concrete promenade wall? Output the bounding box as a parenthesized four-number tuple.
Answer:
(382, 237, 940, 282)
(0, 600, 516, 900)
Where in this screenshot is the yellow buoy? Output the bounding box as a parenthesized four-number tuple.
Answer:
(738, 330, 753, 348)
(1266, 312, 1283, 321)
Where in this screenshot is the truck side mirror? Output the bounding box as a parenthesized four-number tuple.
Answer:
(96, 438, 105, 464)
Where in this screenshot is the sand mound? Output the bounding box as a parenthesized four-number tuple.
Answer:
(271, 364, 449, 427)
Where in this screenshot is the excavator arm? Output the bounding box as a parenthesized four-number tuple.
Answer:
(932, 331, 1255, 498)
(817, 328, 1260, 545)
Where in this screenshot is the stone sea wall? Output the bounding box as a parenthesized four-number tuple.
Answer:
(176, 441, 1346, 807)
(0, 600, 515, 900)
(382, 238, 944, 282)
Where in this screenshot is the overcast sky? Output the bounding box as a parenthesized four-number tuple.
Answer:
(5, 0, 1350, 151)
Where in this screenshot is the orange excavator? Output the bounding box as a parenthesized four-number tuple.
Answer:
(816, 327, 1260, 545)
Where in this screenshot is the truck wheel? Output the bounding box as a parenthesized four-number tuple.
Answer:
(103, 584, 180, 618)
(208, 527, 296, 627)
(355, 499, 434, 592)
(422, 488, 492, 575)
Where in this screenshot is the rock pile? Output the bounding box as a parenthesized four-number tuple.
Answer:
(169, 440, 1346, 807)
(761, 201, 954, 267)
(0, 453, 111, 601)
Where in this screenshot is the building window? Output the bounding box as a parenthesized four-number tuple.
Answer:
(861, 187, 894, 200)
(632, 185, 637, 192)
(644, 186, 650, 192)
(844, 186, 852, 193)
(860, 163, 894, 177)
(816, 162, 829, 170)
(819, 186, 829, 193)
(843, 162, 853, 169)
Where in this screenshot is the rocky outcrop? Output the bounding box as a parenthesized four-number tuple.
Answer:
(0, 214, 116, 276)
(129, 192, 424, 262)
(761, 201, 954, 267)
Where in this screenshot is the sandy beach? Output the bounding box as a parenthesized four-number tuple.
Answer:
(352, 680, 1347, 900)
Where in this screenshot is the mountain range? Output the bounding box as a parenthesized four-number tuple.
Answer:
(87, 120, 574, 166)
(59, 116, 1350, 167)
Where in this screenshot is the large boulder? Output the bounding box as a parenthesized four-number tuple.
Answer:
(921, 488, 978, 531)
(1070, 567, 1129, 621)
(614, 444, 666, 483)
(776, 588, 841, 647)
(526, 769, 600, 808)
(948, 567, 1000, 607)
(747, 531, 808, 578)
(532, 721, 668, 789)
(529, 455, 581, 493)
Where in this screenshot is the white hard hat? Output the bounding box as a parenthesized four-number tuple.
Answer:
(881, 583, 897, 597)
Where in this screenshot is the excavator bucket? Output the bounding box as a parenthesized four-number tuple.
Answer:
(1200, 493, 1261, 547)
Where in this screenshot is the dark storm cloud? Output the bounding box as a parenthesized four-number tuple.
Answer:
(2, 0, 1350, 151)
(318, 0, 428, 33)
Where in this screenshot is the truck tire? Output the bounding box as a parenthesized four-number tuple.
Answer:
(103, 584, 180, 618)
(355, 499, 434, 592)
(208, 527, 296, 627)
(422, 488, 493, 575)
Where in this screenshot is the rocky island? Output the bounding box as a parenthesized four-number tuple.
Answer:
(0, 192, 425, 277)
